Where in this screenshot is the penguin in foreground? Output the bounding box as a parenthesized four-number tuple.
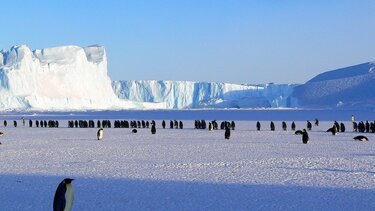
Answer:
(53, 178, 74, 211)
(353, 135, 368, 141)
(132, 129, 138, 133)
(302, 129, 309, 144)
(97, 128, 103, 140)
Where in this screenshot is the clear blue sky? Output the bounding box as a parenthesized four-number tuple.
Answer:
(1, 0, 375, 84)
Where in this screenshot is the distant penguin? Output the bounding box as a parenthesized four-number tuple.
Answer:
(314, 118, 319, 126)
(151, 124, 156, 134)
(291, 121, 296, 131)
(306, 121, 312, 131)
(13, 121, 17, 127)
(282, 121, 287, 131)
(3, 120, 7, 127)
(327, 126, 337, 135)
(302, 129, 309, 144)
(170, 121, 173, 129)
(225, 126, 231, 139)
(270, 121, 275, 131)
(353, 135, 368, 141)
(340, 123, 346, 132)
(231, 121, 235, 130)
(208, 122, 213, 131)
(97, 128, 103, 140)
(334, 121, 340, 132)
(162, 120, 166, 129)
(53, 178, 74, 211)
(0, 131, 4, 137)
(295, 130, 303, 135)
(256, 121, 261, 131)
(132, 129, 138, 133)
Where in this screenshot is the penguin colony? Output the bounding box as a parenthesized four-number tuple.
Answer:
(0, 118, 371, 144)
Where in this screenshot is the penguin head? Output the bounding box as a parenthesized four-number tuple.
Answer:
(303, 129, 307, 132)
(63, 178, 74, 184)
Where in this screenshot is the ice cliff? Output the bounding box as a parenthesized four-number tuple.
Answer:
(112, 80, 297, 109)
(0, 45, 165, 111)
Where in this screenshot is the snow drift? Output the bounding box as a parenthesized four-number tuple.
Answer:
(112, 80, 297, 109)
(291, 62, 375, 109)
(0, 45, 165, 111)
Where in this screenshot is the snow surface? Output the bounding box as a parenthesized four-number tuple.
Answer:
(112, 80, 297, 109)
(0, 110, 374, 210)
(0, 45, 166, 111)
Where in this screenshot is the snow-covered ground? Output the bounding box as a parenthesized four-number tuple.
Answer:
(0, 110, 374, 210)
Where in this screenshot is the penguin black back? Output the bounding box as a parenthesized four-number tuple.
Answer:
(256, 121, 261, 131)
(225, 126, 231, 139)
(270, 121, 275, 131)
(353, 135, 368, 141)
(295, 130, 303, 135)
(151, 124, 156, 134)
(327, 126, 337, 135)
(302, 129, 309, 144)
(306, 121, 312, 131)
(291, 121, 296, 131)
(282, 121, 287, 131)
(53, 178, 74, 211)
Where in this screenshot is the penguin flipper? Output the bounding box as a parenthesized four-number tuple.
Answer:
(53, 182, 66, 211)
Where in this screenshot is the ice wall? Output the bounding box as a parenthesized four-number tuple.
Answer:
(112, 80, 297, 109)
(0, 45, 165, 111)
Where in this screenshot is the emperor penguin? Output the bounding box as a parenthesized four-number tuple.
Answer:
(97, 128, 104, 140)
(53, 178, 74, 211)
(302, 129, 309, 144)
(225, 126, 231, 139)
(151, 124, 156, 134)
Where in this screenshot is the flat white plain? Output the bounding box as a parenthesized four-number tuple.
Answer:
(0, 117, 374, 210)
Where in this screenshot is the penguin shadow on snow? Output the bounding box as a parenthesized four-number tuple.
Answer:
(0, 174, 374, 210)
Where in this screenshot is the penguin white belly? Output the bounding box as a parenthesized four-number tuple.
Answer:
(64, 183, 74, 211)
(98, 130, 103, 140)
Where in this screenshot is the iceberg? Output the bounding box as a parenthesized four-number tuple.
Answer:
(0, 45, 165, 111)
(112, 80, 297, 109)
